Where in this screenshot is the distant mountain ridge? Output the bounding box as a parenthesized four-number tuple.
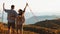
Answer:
(26, 15, 60, 24)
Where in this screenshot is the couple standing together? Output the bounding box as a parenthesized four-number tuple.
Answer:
(3, 3, 28, 34)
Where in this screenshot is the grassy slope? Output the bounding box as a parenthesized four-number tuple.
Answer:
(35, 19, 60, 29)
(0, 19, 60, 34)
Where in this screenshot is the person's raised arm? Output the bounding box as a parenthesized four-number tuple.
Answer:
(3, 3, 9, 12)
(23, 3, 28, 12)
(3, 3, 5, 11)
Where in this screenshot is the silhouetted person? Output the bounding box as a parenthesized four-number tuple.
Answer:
(16, 3, 28, 34)
(3, 3, 17, 34)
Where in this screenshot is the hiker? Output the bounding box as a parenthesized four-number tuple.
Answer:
(16, 3, 28, 34)
(3, 3, 17, 34)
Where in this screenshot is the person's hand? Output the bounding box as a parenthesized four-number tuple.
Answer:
(3, 3, 5, 7)
(26, 3, 28, 6)
(3, 3, 5, 10)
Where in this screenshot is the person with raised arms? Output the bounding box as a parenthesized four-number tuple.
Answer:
(3, 3, 17, 34)
(16, 3, 28, 34)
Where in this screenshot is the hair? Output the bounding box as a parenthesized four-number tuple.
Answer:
(18, 9, 23, 12)
(18, 9, 23, 15)
(19, 9, 22, 11)
(11, 5, 15, 9)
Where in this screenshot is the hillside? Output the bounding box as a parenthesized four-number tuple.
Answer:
(0, 19, 60, 34)
(0, 22, 39, 34)
(34, 19, 60, 29)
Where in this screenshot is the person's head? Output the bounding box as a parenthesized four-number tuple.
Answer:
(18, 9, 22, 14)
(11, 5, 15, 10)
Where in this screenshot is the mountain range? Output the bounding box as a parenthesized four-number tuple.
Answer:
(26, 15, 60, 24)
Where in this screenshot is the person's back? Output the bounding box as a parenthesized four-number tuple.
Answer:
(16, 11, 25, 26)
(6, 9, 17, 22)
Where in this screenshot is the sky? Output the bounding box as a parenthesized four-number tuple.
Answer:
(0, 0, 60, 16)
(0, 0, 60, 24)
